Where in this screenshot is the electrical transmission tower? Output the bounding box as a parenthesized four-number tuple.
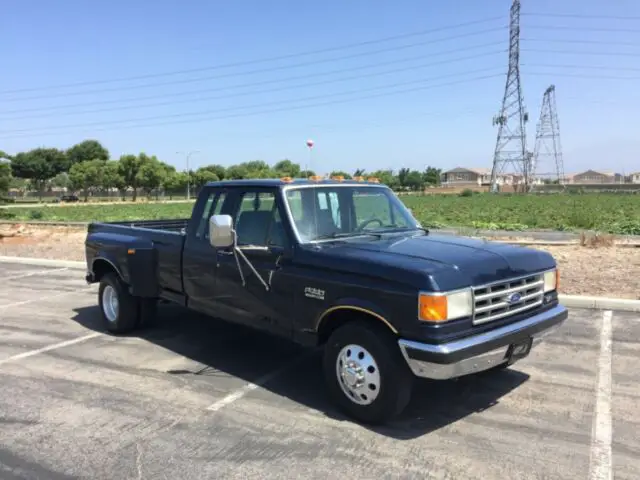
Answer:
(531, 85, 565, 186)
(489, 0, 530, 193)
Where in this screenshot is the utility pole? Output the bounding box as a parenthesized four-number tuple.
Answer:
(176, 150, 200, 200)
(490, 0, 529, 193)
(532, 85, 565, 187)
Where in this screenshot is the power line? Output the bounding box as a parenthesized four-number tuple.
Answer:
(523, 63, 640, 73)
(522, 48, 640, 57)
(522, 12, 640, 21)
(526, 24, 640, 33)
(522, 38, 640, 47)
(0, 73, 504, 139)
(0, 44, 504, 117)
(1, 51, 505, 121)
(2, 27, 506, 103)
(1, 68, 502, 134)
(0, 19, 505, 97)
(525, 71, 640, 80)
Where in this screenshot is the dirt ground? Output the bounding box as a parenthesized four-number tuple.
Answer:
(1, 224, 638, 299)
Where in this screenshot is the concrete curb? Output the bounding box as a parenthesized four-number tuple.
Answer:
(559, 294, 640, 312)
(0, 220, 88, 227)
(0, 256, 86, 270)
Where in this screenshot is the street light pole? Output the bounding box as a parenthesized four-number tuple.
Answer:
(176, 150, 200, 200)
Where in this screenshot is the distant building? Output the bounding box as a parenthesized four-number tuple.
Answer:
(629, 172, 640, 184)
(440, 167, 542, 186)
(571, 170, 625, 184)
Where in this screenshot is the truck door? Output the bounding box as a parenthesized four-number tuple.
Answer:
(182, 187, 229, 315)
(213, 188, 293, 337)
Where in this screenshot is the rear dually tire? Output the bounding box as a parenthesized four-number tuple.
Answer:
(98, 273, 140, 334)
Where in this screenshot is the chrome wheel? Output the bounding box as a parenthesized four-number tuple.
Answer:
(335, 343, 381, 405)
(102, 285, 119, 323)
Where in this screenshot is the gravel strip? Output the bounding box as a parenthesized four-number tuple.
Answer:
(2, 225, 638, 299)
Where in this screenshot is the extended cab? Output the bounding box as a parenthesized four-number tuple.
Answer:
(85, 178, 568, 424)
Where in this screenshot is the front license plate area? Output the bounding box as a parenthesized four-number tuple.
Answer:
(507, 337, 533, 364)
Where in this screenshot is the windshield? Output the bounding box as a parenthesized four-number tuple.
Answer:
(283, 185, 420, 243)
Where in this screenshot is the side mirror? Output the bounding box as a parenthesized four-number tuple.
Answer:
(209, 214, 234, 248)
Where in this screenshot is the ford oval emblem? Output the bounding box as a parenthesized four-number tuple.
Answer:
(506, 292, 522, 304)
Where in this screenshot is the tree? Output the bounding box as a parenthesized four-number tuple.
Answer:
(66, 140, 109, 166)
(423, 166, 441, 186)
(0, 161, 11, 196)
(274, 159, 301, 178)
(193, 168, 219, 191)
(299, 169, 316, 178)
(397, 168, 410, 189)
(198, 164, 226, 180)
(117, 154, 146, 201)
(137, 156, 167, 199)
(102, 161, 126, 199)
(370, 169, 398, 189)
(163, 171, 189, 199)
(10, 148, 68, 199)
(226, 164, 248, 179)
(50, 172, 71, 191)
(353, 168, 366, 177)
(405, 170, 424, 191)
(69, 160, 105, 201)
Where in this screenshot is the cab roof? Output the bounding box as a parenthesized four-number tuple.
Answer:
(204, 178, 385, 188)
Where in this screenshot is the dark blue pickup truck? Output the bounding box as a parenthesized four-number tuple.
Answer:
(85, 178, 567, 424)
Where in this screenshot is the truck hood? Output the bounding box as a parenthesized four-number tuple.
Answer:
(299, 232, 556, 291)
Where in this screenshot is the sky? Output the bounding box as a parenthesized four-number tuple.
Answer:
(1, 0, 639, 176)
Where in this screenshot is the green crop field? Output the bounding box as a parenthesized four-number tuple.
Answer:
(1, 193, 639, 235)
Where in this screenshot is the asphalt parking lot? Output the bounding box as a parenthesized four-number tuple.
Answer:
(0, 261, 638, 480)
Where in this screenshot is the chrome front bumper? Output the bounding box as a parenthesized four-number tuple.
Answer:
(398, 304, 568, 380)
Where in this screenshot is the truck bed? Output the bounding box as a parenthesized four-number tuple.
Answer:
(86, 218, 189, 297)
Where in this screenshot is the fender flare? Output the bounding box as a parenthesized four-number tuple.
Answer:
(315, 298, 398, 335)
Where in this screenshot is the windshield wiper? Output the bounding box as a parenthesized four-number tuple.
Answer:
(315, 231, 382, 240)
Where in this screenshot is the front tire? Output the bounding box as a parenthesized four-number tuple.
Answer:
(98, 273, 140, 334)
(323, 320, 413, 424)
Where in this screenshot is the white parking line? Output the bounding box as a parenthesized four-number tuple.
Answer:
(589, 310, 613, 480)
(3, 267, 69, 281)
(0, 332, 102, 366)
(206, 350, 315, 412)
(0, 286, 94, 310)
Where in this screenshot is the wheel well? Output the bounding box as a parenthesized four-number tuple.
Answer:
(317, 307, 397, 345)
(92, 258, 121, 282)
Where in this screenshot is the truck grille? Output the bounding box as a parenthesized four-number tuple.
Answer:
(472, 273, 544, 325)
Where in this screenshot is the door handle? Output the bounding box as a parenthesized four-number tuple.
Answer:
(217, 250, 233, 256)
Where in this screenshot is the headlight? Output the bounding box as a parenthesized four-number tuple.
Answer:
(543, 269, 558, 293)
(418, 288, 473, 322)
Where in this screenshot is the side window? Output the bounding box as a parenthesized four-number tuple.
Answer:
(234, 191, 286, 247)
(195, 191, 227, 240)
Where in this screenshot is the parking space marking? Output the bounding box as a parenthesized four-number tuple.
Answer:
(206, 350, 315, 412)
(0, 332, 102, 366)
(589, 310, 613, 480)
(3, 267, 69, 281)
(0, 286, 93, 309)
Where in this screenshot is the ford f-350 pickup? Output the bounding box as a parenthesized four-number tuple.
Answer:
(85, 178, 567, 424)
